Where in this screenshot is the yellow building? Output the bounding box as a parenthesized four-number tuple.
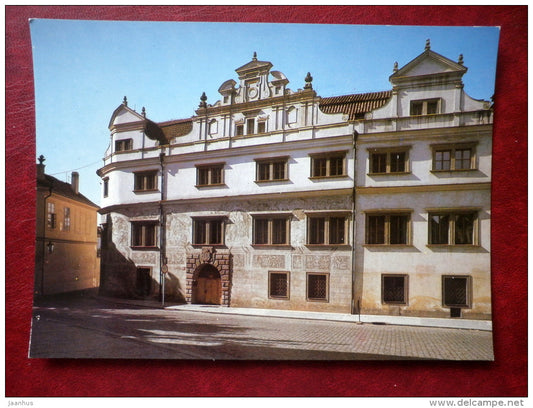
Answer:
(35, 156, 100, 295)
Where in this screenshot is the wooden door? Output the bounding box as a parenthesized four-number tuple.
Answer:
(196, 276, 221, 305)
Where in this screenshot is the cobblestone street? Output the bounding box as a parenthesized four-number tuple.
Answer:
(29, 295, 494, 360)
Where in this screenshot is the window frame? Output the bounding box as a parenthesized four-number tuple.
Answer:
(309, 151, 348, 179)
(268, 271, 290, 300)
(442, 275, 472, 308)
(381, 274, 409, 305)
(431, 143, 477, 172)
(115, 138, 133, 153)
(131, 222, 158, 249)
(133, 171, 158, 192)
(192, 217, 226, 246)
(195, 163, 225, 187)
(306, 212, 350, 247)
(255, 157, 289, 183)
(410, 98, 441, 116)
(252, 214, 291, 247)
(47, 202, 56, 229)
(63, 207, 71, 232)
(368, 147, 411, 175)
(306, 272, 329, 302)
(365, 211, 412, 246)
(427, 210, 479, 246)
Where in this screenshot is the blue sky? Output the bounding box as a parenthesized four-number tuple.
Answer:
(30, 20, 500, 206)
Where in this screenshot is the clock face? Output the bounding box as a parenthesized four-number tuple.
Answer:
(248, 87, 258, 99)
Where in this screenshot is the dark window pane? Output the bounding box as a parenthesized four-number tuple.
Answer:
(236, 125, 244, 136)
(194, 220, 207, 245)
(210, 167, 222, 184)
(272, 218, 287, 245)
(313, 158, 327, 177)
(257, 162, 270, 181)
(257, 122, 266, 133)
(272, 161, 285, 180)
(435, 150, 451, 171)
(427, 101, 438, 114)
(371, 153, 387, 173)
(309, 217, 325, 244)
(329, 217, 345, 244)
(455, 213, 475, 245)
(209, 220, 223, 245)
(367, 215, 385, 244)
(390, 215, 408, 245)
(455, 148, 472, 170)
(270, 273, 288, 298)
(329, 156, 344, 176)
(383, 276, 406, 303)
(247, 118, 255, 135)
(444, 277, 468, 307)
(254, 219, 269, 245)
(430, 214, 449, 244)
(390, 152, 406, 172)
(308, 274, 327, 300)
(411, 102, 423, 115)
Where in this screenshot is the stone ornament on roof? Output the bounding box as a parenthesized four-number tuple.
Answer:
(425, 39, 431, 51)
(199, 92, 208, 108)
(304, 72, 313, 90)
(123, 96, 128, 106)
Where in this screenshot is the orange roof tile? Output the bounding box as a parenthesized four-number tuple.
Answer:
(319, 91, 392, 120)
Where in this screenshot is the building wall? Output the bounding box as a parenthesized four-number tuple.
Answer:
(35, 190, 100, 295)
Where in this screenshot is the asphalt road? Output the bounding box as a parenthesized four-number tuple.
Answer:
(28, 294, 494, 360)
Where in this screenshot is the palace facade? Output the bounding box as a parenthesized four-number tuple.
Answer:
(97, 42, 492, 319)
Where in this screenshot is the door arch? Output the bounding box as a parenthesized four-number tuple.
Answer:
(193, 263, 222, 305)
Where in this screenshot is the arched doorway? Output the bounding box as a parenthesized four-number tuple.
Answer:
(193, 263, 222, 305)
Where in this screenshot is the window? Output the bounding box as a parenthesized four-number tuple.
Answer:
(47, 202, 56, 229)
(382, 275, 408, 304)
(256, 158, 288, 182)
(307, 214, 349, 246)
(366, 213, 410, 245)
(246, 118, 255, 135)
(410, 99, 440, 116)
(257, 121, 266, 134)
(269, 272, 289, 299)
(287, 106, 297, 124)
(196, 164, 224, 187)
(131, 222, 157, 248)
(235, 124, 244, 136)
(63, 207, 70, 232)
(307, 273, 329, 302)
(115, 139, 133, 152)
(428, 211, 478, 246)
(253, 216, 290, 246)
(432, 144, 476, 171)
(442, 275, 471, 308)
(193, 218, 225, 246)
(369, 148, 410, 174)
(208, 120, 218, 135)
(103, 177, 109, 198)
(134, 171, 158, 192)
(310, 152, 347, 178)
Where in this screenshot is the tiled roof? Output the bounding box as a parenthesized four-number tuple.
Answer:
(38, 174, 99, 208)
(159, 118, 193, 141)
(319, 91, 392, 120)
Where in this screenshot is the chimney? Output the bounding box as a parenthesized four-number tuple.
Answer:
(36, 155, 46, 180)
(71, 171, 79, 194)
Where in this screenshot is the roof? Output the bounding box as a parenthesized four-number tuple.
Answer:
(319, 91, 392, 120)
(158, 118, 194, 141)
(38, 174, 99, 209)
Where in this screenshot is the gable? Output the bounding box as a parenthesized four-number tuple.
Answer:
(108, 104, 145, 129)
(391, 49, 467, 82)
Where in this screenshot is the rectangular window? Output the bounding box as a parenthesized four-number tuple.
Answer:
(366, 213, 410, 245)
(382, 275, 408, 305)
(47, 202, 56, 229)
(255, 158, 288, 182)
(307, 214, 348, 246)
(63, 207, 71, 232)
(307, 273, 329, 302)
(134, 171, 158, 192)
(442, 276, 471, 308)
(253, 216, 290, 246)
(369, 148, 409, 174)
(235, 124, 244, 136)
(257, 121, 266, 134)
(269, 272, 289, 299)
(103, 177, 109, 198)
(246, 118, 255, 135)
(428, 211, 477, 245)
(432, 144, 476, 171)
(410, 99, 440, 116)
(115, 139, 133, 152)
(193, 218, 225, 246)
(196, 164, 224, 186)
(131, 222, 157, 248)
(310, 152, 347, 178)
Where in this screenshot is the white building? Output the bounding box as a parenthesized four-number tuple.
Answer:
(97, 41, 492, 319)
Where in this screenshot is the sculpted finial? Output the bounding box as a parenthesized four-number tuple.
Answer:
(38, 155, 45, 165)
(142, 107, 146, 117)
(304, 72, 313, 89)
(458, 54, 464, 65)
(425, 39, 431, 51)
(253, 51, 257, 61)
(199, 92, 207, 108)
(123, 96, 128, 106)
(393, 61, 398, 73)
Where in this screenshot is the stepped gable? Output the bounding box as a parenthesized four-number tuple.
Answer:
(319, 90, 392, 120)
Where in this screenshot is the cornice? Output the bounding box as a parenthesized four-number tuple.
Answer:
(356, 182, 491, 195)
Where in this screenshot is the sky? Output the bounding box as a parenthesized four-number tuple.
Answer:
(30, 20, 500, 206)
